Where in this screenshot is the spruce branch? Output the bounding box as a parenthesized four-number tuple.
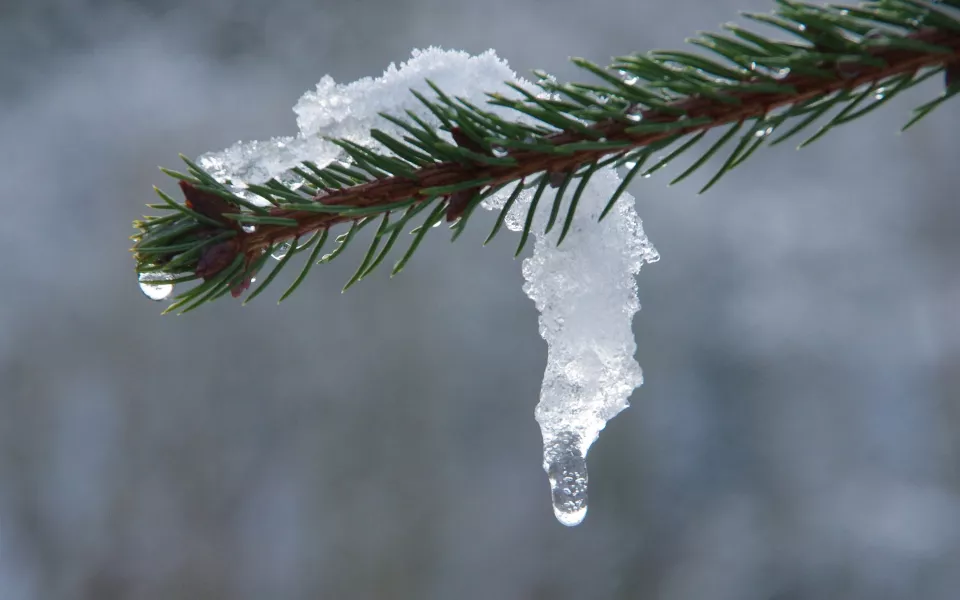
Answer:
(132, 0, 960, 313)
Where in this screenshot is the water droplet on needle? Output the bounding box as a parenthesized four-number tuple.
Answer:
(271, 242, 291, 260)
(138, 271, 174, 301)
(754, 126, 774, 138)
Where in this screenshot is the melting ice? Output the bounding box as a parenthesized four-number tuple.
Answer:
(483, 166, 658, 525)
(192, 47, 657, 526)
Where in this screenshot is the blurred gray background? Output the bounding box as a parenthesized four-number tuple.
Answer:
(2, 0, 959, 598)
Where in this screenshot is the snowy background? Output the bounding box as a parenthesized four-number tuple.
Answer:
(2, 0, 959, 598)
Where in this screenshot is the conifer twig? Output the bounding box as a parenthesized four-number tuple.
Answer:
(132, 1, 960, 312)
(240, 28, 959, 249)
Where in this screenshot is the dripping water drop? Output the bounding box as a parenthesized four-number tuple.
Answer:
(242, 224, 257, 234)
(138, 271, 174, 301)
(543, 431, 589, 526)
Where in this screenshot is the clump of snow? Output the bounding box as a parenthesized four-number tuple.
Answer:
(197, 48, 523, 194)
(195, 47, 657, 526)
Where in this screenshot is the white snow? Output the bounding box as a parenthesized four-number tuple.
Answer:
(195, 47, 658, 526)
(197, 48, 523, 195)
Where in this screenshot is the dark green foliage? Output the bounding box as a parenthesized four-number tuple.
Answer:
(131, 0, 960, 313)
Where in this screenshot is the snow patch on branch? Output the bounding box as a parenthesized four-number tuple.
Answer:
(197, 48, 522, 192)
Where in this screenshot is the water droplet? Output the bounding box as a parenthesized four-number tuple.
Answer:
(874, 87, 886, 100)
(797, 23, 807, 31)
(492, 146, 508, 158)
(749, 63, 790, 79)
(543, 432, 588, 526)
(754, 126, 774, 138)
(624, 160, 637, 170)
(138, 271, 174, 301)
(642, 173, 652, 179)
(242, 224, 257, 234)
(271, 242, 291, 260)
(432, 219, 442, 228)
(622, 76, 638, 86)
(626, 113, 642, 122)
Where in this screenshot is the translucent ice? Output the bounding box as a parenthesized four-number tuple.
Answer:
(483, 167, 658, 525)
(194, 48, 657, 526)
(544, 431, 589, 525)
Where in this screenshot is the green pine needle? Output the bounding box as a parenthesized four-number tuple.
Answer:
(131, 0, 960, 312)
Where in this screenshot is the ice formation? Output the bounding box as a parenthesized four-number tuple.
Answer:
(484, 168, 658, 525)
(196, 48, 657, 526)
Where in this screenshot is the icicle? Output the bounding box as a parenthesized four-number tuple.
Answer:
(486, 168, 657, 526)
